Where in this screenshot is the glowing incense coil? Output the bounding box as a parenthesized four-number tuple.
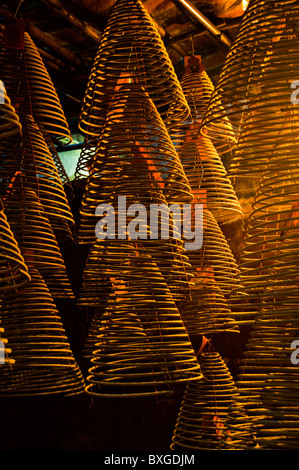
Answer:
(178, 281, 239, 336)
(82, 242, 203, 397)
(23, 32, 72, 144)
(201, 0, 299, 157)
(78, 83, 194, 298)
(79, 0, 190, 138)
(79, 82, 192, 243)
(0, 267, 85, 396)
(171, 352, 239, 450)
(180, 57, 214, 123)
(0, 81, 22, 138)
(0, 198, 30, 294)
(174, 56, 234, 155)
(19, 114, 75, 239)
(178, 134, 242, 224)
(3, 176, 74, 299)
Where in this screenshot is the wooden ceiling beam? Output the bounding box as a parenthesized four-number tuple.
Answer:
(40, 0, 103, 44)
(175, 0, 232, 48)
(0, 4, 86, 68)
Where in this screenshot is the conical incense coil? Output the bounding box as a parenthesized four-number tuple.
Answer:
(178, 134, 242, 224)
(253, 372, 299, 450)
(171, 351, 239, 450)
(187, 210, 240, 298)
(180, 57, 214, 123)
(174, 56, 233, 155)
(3, 176, 74, 299)
(0, 267, 85, 396)
(0, 198, 31, 294)
(201, 0, 299, 151)
(0, 81, 22, 138)
(79, 0, 190, 137)
(78, 81, 192, 243)
(82, 241, 203, 397)
(18, 114, 75, 233)
(178, 281, 239, 336)
(23, 32, 72, 144)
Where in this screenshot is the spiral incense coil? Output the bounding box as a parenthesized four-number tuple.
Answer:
(0, 199, 31, 294)
(178, 281, 239, 336)
(186, 209, 240, 298)
(3, 177, 74, 299)
(78, 81, 192, 243)
(0, 81, 22, 138)
(201, 0, 299, 153)
(171, 352, 239, 450)
(0, 267, 85, 396)
(180, 59, 214, 123)
(79, 0, 190, 138)
(22, 32, 72, 144)
(82, 241, 203, 397)
(18, 114, 75, 235)
(178, 134, 242, 224)
(174, 57, 234, 155)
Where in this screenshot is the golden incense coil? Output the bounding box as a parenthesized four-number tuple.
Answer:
(79, 0, 190, 137)
(0, 267, 85, 396)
